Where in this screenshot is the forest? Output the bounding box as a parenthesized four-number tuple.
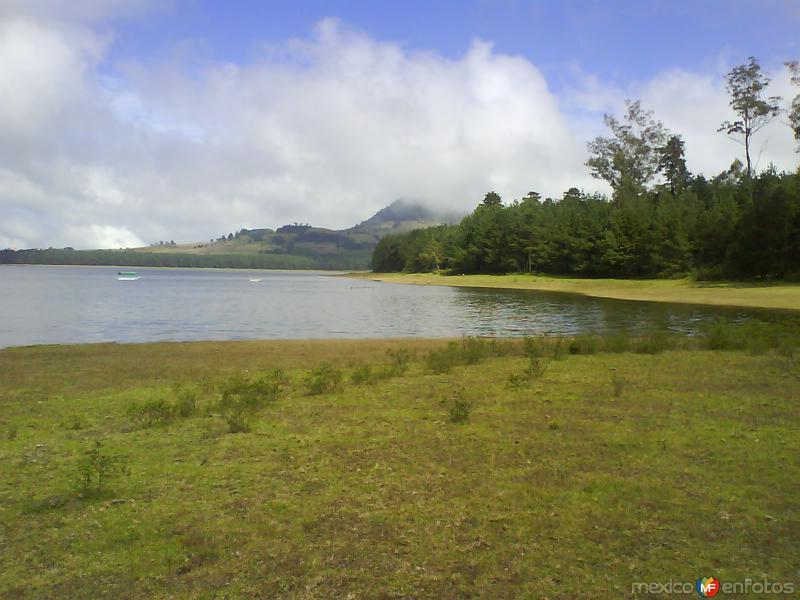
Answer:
(0, 249, 317, 270)
(372, 58, 800, 280)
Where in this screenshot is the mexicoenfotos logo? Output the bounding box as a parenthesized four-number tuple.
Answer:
(696, 577, 720, 597)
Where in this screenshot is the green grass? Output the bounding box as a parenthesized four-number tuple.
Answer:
(0, 337, 798, 598)
(353, 272, 800, 311)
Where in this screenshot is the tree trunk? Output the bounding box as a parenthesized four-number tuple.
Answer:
(745, 127, 752, 177)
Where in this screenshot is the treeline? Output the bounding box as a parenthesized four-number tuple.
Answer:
(372, 169, 800, 279)
(373, 56, 800, 280)
(0, 249, 316, 270)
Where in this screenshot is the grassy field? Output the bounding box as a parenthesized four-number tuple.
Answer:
(1, 334, 798, 598)
(350, 273, 800, 311)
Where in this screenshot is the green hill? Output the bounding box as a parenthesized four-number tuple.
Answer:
(1, 200, 461, 270)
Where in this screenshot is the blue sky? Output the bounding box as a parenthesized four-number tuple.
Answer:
(111, 0, 799, 87)
(0, 0, 798, 249)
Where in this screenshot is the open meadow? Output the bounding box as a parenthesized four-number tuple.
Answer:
(1, 330, 798, 598)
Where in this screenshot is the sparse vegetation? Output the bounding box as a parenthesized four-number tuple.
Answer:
(0, 334, 798, 598)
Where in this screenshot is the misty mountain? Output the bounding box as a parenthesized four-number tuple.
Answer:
(1, 199, 465, 270)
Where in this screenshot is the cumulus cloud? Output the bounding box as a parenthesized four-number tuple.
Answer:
(0, 8, 797, 250)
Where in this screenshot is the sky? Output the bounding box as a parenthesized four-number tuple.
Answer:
(1, 0, 799, 250)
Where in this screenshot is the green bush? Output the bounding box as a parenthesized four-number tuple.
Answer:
(523, 336, 548, 358)
(425, 342, 463, 374)
(605, 331, 633, 353)
(220, 375, 281, 411)
(224, 410, 251, 434)
(386, 348, 412, 376)
(304, 363, 343, 395)
(174, 385, 200, 417)
(350, 364, 378, 385)
(461, 336, 490, 364)
(128, 397, 174, 428)
(569, 334, 603, 355)
(632, 330, 675, 354)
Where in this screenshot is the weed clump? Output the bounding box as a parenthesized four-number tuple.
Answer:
(448, 391, 474, 423)
(425, 337, 491, 374)
(305, 363, 343, 395)
(76, 440, 129, 497)
(507, 357, 549, 388)
(128, 397, 174, 428)
(386, 348, 412, 376)
(425, 342, 464, 374)
(632, 330, 675, 354)
(173, 384, 200, 417)
(350, 364, 378, 385)
(569, 334, 603, 355)
(219, 375, 281, 411)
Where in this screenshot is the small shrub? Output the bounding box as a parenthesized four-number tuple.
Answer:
(129, 397, 174, 428)
(224, 410, 251, 434)
(76, 441, 129, 497)
(461, 336, 490, 364)
(270, 368, 289, 386)
(550, 337, 568, 360)
(198, 377, 216, 393)
(448, 391, 474, 423)
(701, 320, 745, 350)
(304, 363, 343, 395)
(350, 364, 378, 385)
(220, 375, 281, 411)
(632, 330, 674, 354)
(490, 338, 516, 357)
(605, 331, 632, 353)
(569, 334, 603, 355)
(425, 342, 463, 374)
(386, 348, 412, 376)
(7, 426, 18, 441)
(507, 357, 549, 388)
(548, 421, 561, 431)
(523, 336, 548, 358)
(174, 386, 200, 417)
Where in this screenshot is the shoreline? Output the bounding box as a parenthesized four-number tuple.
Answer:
(344, 272, 800, 311)
(0, 263, 352, 274)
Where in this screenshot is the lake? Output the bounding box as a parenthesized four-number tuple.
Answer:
(0, 265, 786, 348)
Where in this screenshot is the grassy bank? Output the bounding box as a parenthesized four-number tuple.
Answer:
(1, 337, 798, 598)
(349, 272, 800, 311)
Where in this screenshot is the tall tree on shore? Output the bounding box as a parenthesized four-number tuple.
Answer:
(586, 100, 668, 191)
(718, 57, 782, 177)
(658, 135, 691, 194)
(787, 60, 800, 152)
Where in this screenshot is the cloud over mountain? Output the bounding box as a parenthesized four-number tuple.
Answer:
(0, 6, 797, 249)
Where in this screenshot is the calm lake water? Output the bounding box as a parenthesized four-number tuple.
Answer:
(0, 265, 788, 348)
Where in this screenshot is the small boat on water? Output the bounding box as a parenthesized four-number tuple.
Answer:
(118, 271, 141, 281)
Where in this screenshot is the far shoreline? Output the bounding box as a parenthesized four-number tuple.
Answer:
(343, 272, 800, 312)
(0, 263, 352, 274)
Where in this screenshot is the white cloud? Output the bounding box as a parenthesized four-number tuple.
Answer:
(0, 10, 797, 250)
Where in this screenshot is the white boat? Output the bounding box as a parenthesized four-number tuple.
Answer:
(118, 271, 141, 281)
